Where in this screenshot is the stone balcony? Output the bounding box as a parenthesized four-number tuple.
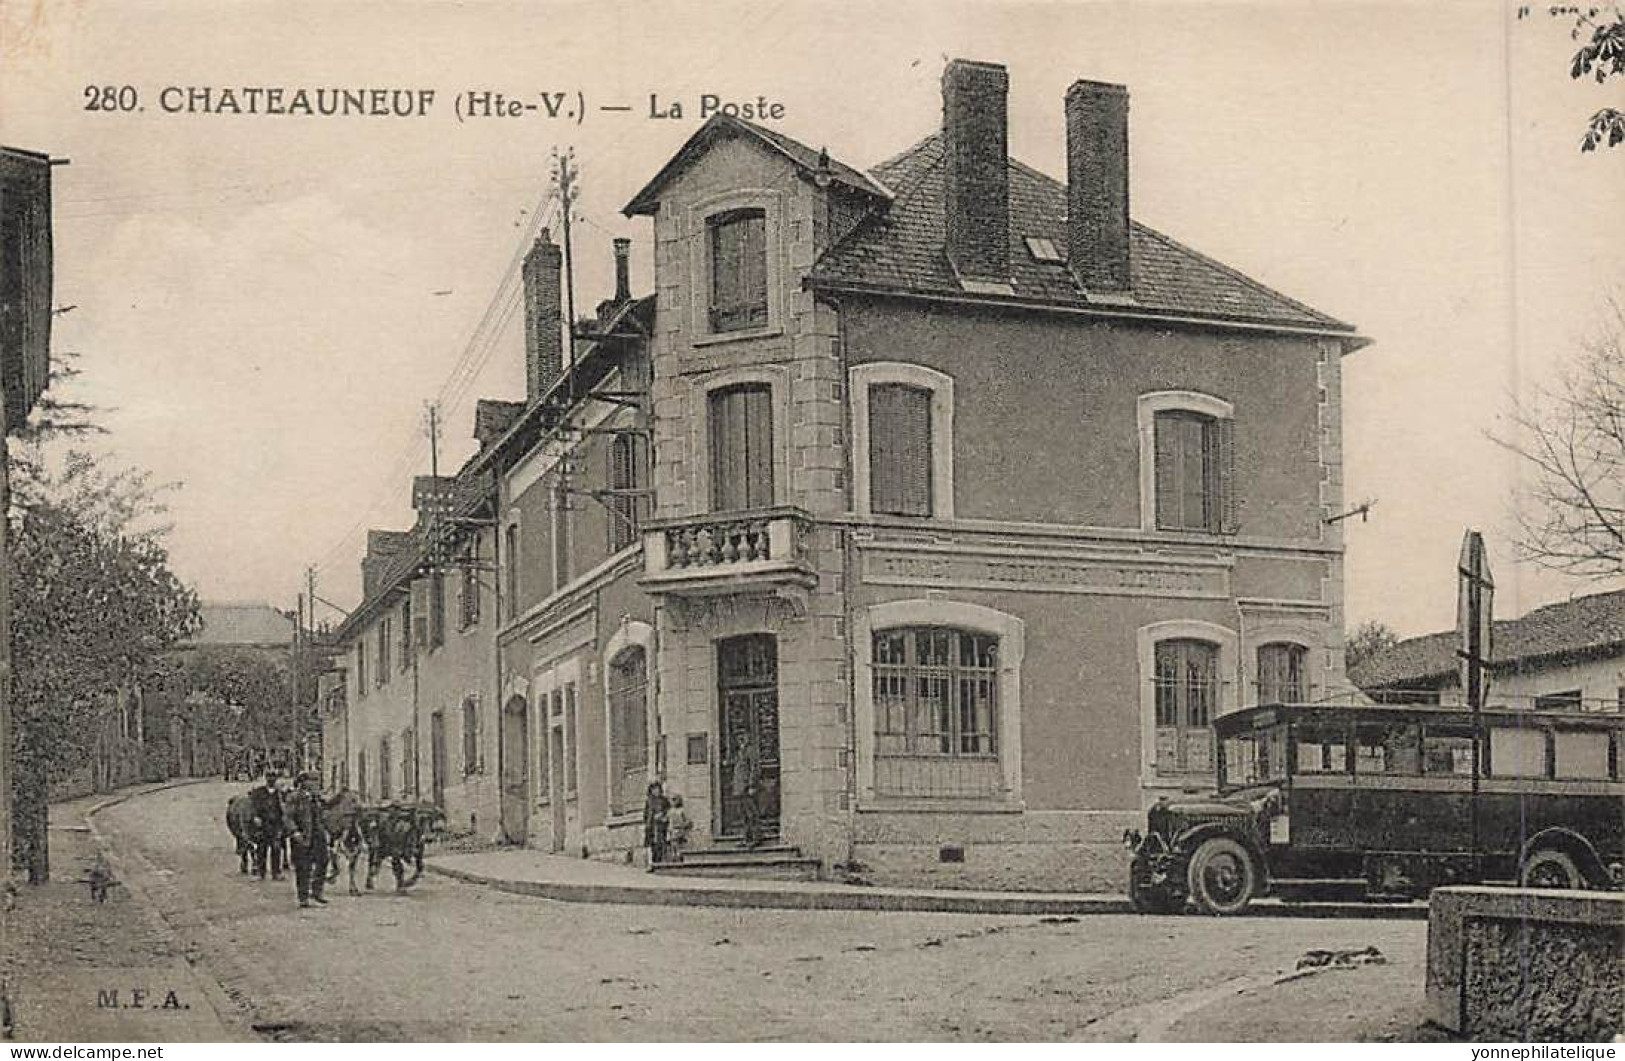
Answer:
(640, 506, 817, 599)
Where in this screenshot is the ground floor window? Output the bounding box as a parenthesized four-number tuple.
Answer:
(608, 647, 649, 815)
(379, 736, 393, 799)
(1256, 641, 1308, 704)
(1154, 638, 1217, 775)
(872, 626, 1000, 798)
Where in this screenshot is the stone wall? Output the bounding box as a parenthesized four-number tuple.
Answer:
(1428, 886, 1623, 1041)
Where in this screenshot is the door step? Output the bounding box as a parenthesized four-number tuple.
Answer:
(653, 843, 822, 882)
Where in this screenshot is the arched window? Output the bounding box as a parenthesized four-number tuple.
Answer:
(1154, 638, 1219, 775)
(1138, 391, 1236, 534)
(1256, 642, 1308, 705)
(607, 646, 650, 815)
(872, 626, 999, 798)
(869, 383, 934, 516)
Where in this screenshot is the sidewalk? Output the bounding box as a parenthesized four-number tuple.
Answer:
(427, 849, 1130, 915)
(428, 848, 1433, 920)
(1, 780, 248, 1042)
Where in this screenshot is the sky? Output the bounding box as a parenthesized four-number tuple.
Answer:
(1, 0, 1621, 638)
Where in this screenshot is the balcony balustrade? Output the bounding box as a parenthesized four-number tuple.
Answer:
(641, 506, 816, 598)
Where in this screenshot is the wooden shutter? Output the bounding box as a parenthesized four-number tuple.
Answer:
(740, 214, 767, 327)
(1153, 413, 1179, 529)
(711, 385, 773, 511)
(869, 383, 933, 516)
(1212, 416, 1238, 534)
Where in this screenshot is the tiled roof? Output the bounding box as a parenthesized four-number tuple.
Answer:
(1349, 587, 1625, 689)
(182, 603, 296, 648)
(624, 115, 891, 216)
(808, 134, 1353, 333)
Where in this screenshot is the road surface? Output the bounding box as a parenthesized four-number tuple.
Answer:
(92, 781, 1433, 1041)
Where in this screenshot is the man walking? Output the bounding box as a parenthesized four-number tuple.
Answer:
(285, 771, 330, 908)
(248, 771, 287, 881)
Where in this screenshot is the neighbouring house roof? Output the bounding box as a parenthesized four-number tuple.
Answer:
(182, 602, 297, 648)
(1349, 587, 1625, 690)
(474, 398, 525, 446)
(623, 114, 892, 216)
(808, 133, 1354, 334)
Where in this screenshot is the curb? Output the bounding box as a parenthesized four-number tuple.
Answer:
(426, 861, 1132, 915)
(426, 861, 1430, 920)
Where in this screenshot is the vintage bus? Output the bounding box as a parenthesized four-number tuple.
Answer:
(1124, 701, 1624, 914)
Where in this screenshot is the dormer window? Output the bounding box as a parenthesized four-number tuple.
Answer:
(708, 208, 767, 333)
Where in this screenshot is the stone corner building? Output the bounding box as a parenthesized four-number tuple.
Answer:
(333, 59, 1364, 891)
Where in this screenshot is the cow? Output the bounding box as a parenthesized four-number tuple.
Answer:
(225, 793, 263, 875)
(363, 803, 444, 893)
(322, 788, 368, 896)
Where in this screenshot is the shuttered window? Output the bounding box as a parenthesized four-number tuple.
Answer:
(504, 524, 519, 617)
(1154, 411, 1236, 533)
(551, 481, 570, 591)
(461, 696, 481, 776)
(608, 648, 649, 815)
(1256, 642, 1307, 704)
(709, 209, 768, 333)
(709, 384, 774, 511)
(869, 383, 934, 517)
(607, 432, 647, 553)
(429, 572, 446, 647)
(1154, 639, 1219, 775)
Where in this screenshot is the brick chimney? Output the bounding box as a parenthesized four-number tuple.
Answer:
(942, 59, 1010, 283)
(613, 237, 631, 303)
(522, 228, 563, 403)
(1066, 79, 1131, 293)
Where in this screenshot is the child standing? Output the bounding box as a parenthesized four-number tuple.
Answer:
(665, 794, 693, 859)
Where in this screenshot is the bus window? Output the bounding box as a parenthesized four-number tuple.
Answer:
(1294, 722, 1348, 774)
(1354, 723, 1421, 775)
(1422, 725, 1476, 776)
(1553, 730, 1610, 780)
(1489, 727, 1546, 778)
(1224, 725, 1287, 787)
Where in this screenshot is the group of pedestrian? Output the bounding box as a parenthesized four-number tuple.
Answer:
(243, 770, 332, 909)
(642, 781, 692, 865)
(641, 729, 766, 867)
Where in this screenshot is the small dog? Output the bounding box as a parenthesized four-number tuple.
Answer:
(84, 856, 114, 903)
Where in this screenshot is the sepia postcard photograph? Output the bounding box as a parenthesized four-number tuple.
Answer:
(0, 0, 1622, 1047)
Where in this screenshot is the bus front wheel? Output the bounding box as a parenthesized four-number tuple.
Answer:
(1186, 837, 1257, 915)
(1520, 849, 1585, 890)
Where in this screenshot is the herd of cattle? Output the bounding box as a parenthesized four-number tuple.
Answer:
(225, 782, 446, 895)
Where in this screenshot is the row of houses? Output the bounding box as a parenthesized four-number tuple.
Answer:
(324, 59, 1366, 891)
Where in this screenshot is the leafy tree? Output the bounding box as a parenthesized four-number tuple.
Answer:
(1346, 620, 1402, 674)
(1520, 4, 1625, 150)
(1496, 297, 1625, 578)
(7, 452, 198, 881)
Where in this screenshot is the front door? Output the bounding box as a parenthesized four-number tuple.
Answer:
(429, 711, 447, 808)
(500, 695, 529, 843)
(717, 634, 781, 839)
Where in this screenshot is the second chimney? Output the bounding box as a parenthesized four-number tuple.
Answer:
(522, 228, 563, 402)
(613, 237, 631, 303)
(1066, 80, 1131, 293)
(942, 59, 1010, 283)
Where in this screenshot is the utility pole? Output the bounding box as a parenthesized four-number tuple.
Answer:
(424, 401, 440, 480)
(552, 147, 581, 408)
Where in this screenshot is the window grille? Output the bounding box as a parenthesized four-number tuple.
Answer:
(1153, 638, 1219, 775)
(869, 383, 933, 517)
(1256, 642, 1307, 704)
(872, 627, 1000, 798)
